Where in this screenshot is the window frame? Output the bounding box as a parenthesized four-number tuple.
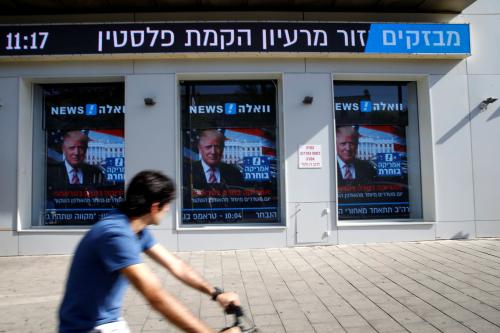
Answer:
(17, 77, 125, 232)
(332, 74, 436, 227)
(175, 74, 287, 231)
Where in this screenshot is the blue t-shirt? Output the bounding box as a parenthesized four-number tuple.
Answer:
(58, 211, 156, 333)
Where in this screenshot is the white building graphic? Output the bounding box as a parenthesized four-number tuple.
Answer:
(357, 136, 397, 161)
(223, 141, 262, 164)
(86, 141, 124, 165)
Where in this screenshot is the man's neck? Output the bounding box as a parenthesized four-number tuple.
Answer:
(128, 216, 149, 234)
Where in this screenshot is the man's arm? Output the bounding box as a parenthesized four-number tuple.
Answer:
(121, 263, 214, 333)
(145, 244, 240, 308)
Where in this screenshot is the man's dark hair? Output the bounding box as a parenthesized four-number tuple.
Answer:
(120, 170, 176, 218)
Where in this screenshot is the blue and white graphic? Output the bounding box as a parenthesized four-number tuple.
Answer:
(365, 23, 470, 55)
(360, 101, 373, 112)
(243, 156, 270, 182)
(225, 103, 237, 115)
(85, 104, 97, 116)
(376, 153, 402, 177)
(105, 157, 125, 182)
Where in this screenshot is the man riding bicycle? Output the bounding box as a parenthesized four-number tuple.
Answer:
(59, 170, 241, 333)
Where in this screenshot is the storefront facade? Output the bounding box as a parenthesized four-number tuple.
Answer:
(1, 0, 499, 255)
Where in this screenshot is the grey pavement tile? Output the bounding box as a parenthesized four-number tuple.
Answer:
(303, 309, 336, 324)
(281, 318, 315, 332)
(142, 318, 170, 331)
(440, 325, 475, 333)
(367, 318, 406, 332)
(357, 308, 392, 321)
(403, 321, 441, 333)
(439, 305, 482, 322)
(344, 326, 378, 333)
(335, 314, 370, 328)
(424, 314, 463, 329)
(253, 314, 283, 326)
(326, 303, 359, 317)
(462, 318, 500, 333)
(277, 309, 308, 321)
(313, 322, 346, 333)
(390, 311, 425, 325)
(249, 303, 277, 316)
(258, 325, 286, 333)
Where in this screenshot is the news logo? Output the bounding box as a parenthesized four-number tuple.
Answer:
(360, 101, 373, 113)
(224, 103, 237, 115)
(85, 104, 97, 116)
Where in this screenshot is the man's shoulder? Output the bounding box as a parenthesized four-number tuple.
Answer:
(90, 212, 130, 236)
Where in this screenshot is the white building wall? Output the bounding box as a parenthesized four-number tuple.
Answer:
(0, 0, 499, 255)
(463, 0, 500, 236)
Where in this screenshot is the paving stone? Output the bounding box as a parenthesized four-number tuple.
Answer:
(462, 318, 500, 333)
(312, 322, 346, 333)
(367, 318, 406, 332)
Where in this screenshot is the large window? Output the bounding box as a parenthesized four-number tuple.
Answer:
(334, 81, 422, 221)
(180, 80, 281, 226)
(32, 83, 125, 226)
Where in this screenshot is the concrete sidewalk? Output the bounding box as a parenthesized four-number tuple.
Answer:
(1, 239, 500, 333)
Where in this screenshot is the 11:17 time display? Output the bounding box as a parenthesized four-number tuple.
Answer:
(5, 32, 49, 50)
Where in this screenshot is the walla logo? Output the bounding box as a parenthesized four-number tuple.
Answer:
(50, 104, 125, 115)
(335, 100, 405, 112)
(189, 103, 271, 114)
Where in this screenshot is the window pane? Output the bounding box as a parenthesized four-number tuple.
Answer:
(40, 83, 125, 226)
(334, 81, 421, 220)
(180, 80, 281, 225)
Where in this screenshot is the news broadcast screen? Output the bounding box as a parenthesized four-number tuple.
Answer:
(334, 81, 414, 220)
(180, 81, 281, 225)
(42, 83, 125, 225)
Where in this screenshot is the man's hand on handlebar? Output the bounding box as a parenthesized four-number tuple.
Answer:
(215, 291, 241, 309)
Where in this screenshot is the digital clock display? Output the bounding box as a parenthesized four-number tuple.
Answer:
(5, 32, 49, 50)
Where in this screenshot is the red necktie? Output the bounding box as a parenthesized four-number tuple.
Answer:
(71, 168, 80, 184)
(208, 168, 216, 183)
(343, 164, 353, 180)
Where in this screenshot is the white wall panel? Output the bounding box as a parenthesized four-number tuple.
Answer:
(464, 14, 500, 75)
(476, 220, 500, 237)
(436, 221, 476, 240)
(0, 78, 18, 231)
(462, 0, 500, 14)
(177, 230, 287, 251)
(429, 74, 475, 222)
(133, 59, 305, 75)
(19, 233, 84, 255)
(0, 231, 18, 256)
(283, 73, 335, 203)
(149, 229, 178, 252)
(125, 74, 178, 230)
(307, 59, 466, 76)
(0, 61, 133, 78)
(468, 75, 500, 224)
(338, 224, 435, 244)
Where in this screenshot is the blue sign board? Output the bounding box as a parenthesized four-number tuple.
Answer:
(365, 23, 470, 54)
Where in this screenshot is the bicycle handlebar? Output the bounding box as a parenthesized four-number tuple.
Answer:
(219, 304, 258, 333)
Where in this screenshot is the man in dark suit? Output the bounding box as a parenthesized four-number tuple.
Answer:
(190, 129, 244, 189)
(47, 130, 105, 189)
(336, 126, 376, 184)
